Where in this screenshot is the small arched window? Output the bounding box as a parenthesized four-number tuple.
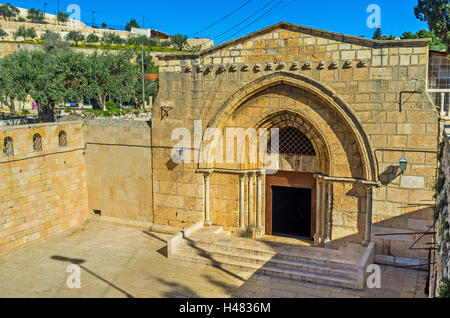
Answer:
(33, 134, 42, 152)
(3, 137, 14, 157)
(58, 130, 67, 148)
(267, 127, 316, 156)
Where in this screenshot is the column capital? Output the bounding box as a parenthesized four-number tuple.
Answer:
(239, 172, 248, 180)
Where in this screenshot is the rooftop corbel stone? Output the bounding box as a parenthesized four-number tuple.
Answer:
(329, 61, 338, 69)
(344, 60, 353, 68)
(277, 62, 286, 70)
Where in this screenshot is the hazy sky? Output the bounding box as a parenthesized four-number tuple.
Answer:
(9, 0, 429, 44)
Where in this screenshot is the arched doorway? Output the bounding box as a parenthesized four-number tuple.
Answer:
(265, 127, 317, 239)
(200, 72, 378, 245)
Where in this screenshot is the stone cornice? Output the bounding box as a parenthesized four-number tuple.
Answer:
(156, 21, 431, 61)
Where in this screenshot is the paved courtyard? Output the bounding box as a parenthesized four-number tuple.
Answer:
(0, 221, 428, 298)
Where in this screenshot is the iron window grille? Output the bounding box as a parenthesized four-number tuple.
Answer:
(3, 137, 14, 157)
(59, 131, 67, 148)
(33, 134, 42, 152)
(267, 127, 316, 156)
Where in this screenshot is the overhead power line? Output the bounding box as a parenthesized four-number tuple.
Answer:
(214, 0, 276, 41)
(193, 0, 253, 36)
(222, 0, 285, 42)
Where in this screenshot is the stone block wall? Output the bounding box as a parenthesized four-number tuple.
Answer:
(153, 23, 439, 251)
(83, 119, 153, 223)
(0, 121, 89, 255)
(430, 130, 450, 297)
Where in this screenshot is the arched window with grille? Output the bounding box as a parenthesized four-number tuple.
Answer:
(33, 134, 42, 152)
(58, 130, 67, 148)
(3, 137, 14, 157)
(267, 127, 316, 156)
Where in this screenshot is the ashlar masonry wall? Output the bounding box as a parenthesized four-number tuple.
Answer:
(0, 121, 89, 255)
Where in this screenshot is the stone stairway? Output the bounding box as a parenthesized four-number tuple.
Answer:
(173, 226, 374, 290)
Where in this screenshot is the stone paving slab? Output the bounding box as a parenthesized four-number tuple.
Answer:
(0, 221, 428, 298)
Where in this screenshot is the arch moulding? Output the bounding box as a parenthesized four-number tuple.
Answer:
(206, 71, 378, 181)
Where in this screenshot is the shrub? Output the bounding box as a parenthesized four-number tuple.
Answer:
(439, 278, 450, 298)
(434, 193, 447, 222)
(0, 28, 8, 39)
(105, 100, 117, 110)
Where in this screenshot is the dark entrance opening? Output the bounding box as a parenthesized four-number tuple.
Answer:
(272, 186, 312, 238)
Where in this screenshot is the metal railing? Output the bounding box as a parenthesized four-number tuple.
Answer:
(428, 89, 450, 119)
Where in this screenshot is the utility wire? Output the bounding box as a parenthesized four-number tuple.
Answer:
(193, 0, 253, 36)
(214, 0, 276, 41)
(222, 0, 285, 42)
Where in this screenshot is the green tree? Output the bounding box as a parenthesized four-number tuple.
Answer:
(402, 29, 446, 51)
(101, 32, 123, 45)
(86, 33, 100, 43)
(0, 52, 29, 115)
(0, 49, 89, 122)
(170, 34, 188, 51)
(57, 11, 69, 23)
(415, 0, 450, 54)
(27, 8, 45, 24)
(66, 30, 85, 45)
(83, 50, 137, 110)
(372, 27, 382, 40)
(13, 26, 36, 40)
(125, 18, 140, 31)
(0, 3, 20, 21)
(0, 28, 8, 39)
(101, 22, 107, 29)
(27, 27, 37, 39)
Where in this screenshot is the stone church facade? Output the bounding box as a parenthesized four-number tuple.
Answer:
(0, 22, 439, 262)
(153, 22, 438, 256)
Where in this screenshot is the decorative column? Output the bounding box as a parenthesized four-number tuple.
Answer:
(239, 173, 247, 235)
(441, 92, 446, 118)
(256, 172, 263, 237)
(203, 172, 212, 226)
(315, 179, 322, 247)
(321, 180, 327, 247)
(363, 186, 373, 246)
(248, 173, 256, 237)
(324, 182, 333, 248)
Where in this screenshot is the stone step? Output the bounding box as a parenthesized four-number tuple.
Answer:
(175, 246, 360, 289)
(259, 265, 360, 290)
(183, 239, 360, 271)
(265, 258, 357, 280)
(180, 242, 357, 278)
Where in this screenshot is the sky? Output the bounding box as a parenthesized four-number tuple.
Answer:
(9, 0, 429, 44)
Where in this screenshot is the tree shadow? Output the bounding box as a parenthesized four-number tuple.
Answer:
(51, 255, 134, 298)
(156, 277, 200, 298)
